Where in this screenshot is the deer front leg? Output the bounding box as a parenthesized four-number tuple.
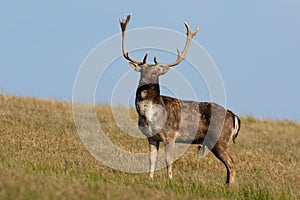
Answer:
(148, 139, 159, 179)
(165, 140, 175, 179)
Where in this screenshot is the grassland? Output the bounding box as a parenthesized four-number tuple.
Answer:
(0, 94, 299, 199)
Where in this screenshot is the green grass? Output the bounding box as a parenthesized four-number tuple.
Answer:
(0, 94, 299, 199)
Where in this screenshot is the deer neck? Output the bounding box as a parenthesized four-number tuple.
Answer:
(136, 83, 161, 104)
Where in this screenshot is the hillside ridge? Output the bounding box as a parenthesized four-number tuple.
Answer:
(0, 94, 299, 199)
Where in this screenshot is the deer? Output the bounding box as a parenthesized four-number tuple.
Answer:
(119, 14, 241, 186)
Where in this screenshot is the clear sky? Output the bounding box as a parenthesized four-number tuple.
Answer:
(1, 1, 299, 121)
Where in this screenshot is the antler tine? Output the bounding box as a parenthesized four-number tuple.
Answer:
(181, 22, 199, 58)
(120, 14, 148, 65)
(143, 53, 148, 64)
(154, 56, 158, 64)
(155, 22, 199, 67)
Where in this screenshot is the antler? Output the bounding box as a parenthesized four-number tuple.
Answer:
(120, 14, 148, 65)
(154, 22, 199, 67)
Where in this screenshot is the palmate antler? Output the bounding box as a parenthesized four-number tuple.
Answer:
(120, 15, 148, 65)
(120, 14, 198, 67)
(154, 22, 199, 67)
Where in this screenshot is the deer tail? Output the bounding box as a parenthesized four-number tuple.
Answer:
(232, 115, 241, 144)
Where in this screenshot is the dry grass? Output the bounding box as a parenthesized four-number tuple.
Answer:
(0, 94, 299, 199)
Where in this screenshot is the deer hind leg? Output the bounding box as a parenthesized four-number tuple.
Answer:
(164, 140, 175, 179)
(148, 139, 159, 179)
(211, 146, 236, 186)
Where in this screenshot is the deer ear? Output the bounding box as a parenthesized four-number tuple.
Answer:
(129, 62, 141, 72)
(158, 66, 170, 75)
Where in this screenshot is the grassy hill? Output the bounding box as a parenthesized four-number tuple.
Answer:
(0, 95, 299, 199)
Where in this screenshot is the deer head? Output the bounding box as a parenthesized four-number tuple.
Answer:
(120, 14, 199, 86)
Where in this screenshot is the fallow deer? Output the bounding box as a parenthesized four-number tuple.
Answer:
(120, 14, 241, 186)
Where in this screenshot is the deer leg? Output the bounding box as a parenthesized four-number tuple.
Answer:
(165, 140, 175, 179)
(211, 147, 235, 186)
(148, 139, 159, 179)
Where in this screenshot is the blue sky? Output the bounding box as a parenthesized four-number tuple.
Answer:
(1, 1, 300, 121)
